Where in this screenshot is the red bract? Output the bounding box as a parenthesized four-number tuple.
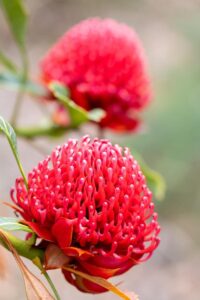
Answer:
(11, 136, 160, 293)
(41, 18, 152, 132)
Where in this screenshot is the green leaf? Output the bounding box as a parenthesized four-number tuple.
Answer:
(0, 52, 18, 73)
(15, 124, 68, 139)
(1, 0, 28, 92)
(0, 72, 47, 96)
(0, 116, 28, 187)
(0, 229, 44, 262)
(0, 217, 33, 232)
(49, 81, 105, 126)
(132, 150, 166, 201)
(0, 115, 17, 153)
(49, 81, 89, 127)
(0, 0, 27, 50)
(51, 82, 69, 98)
(143, 165, 166, 201)
(88, 108, 105, 122)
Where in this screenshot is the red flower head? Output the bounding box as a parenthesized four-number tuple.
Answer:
(41, 18, 152, 132)
(11, 136, 160, 293)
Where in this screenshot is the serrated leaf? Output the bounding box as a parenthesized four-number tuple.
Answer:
(0, 0, 27, 50)
(0, 72, 47, 96)
(49, 81, 105, 126)
(0, 217, 33, 233)
(0, 52, 18, 73)
(0, 116, 28, 187)
(0, 229, 54, 300)
(132, 150, 166, 201)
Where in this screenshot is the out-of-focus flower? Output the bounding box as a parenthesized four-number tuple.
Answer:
(11, 136, 160, 293)
(41, 18, 152, 132)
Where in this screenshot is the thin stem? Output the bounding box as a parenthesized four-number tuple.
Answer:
(11, 47, 28, 126)
(7, 137, 28, 189)
(15, 124, 71, 139)
(97, 127, 105, 139)
(11, 90, 24, 126)
(0, 231, 44, 262)
(43, 271, 61, 300)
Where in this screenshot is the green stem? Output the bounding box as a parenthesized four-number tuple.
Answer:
(43, 271, 61, 300)
(11, 47, 28, 126)
(7, 135, 28, 189)
(11, 90, 24, 126)
(15, 124, 71, 139)
(0, 231, 44, 261)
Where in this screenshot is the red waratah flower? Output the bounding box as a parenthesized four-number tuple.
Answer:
(40, 18, 152, 132)
(11, 136, 160, 293)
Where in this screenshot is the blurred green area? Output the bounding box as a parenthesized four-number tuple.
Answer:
(118, 12, 200, 239)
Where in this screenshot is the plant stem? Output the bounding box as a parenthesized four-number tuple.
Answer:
(98, 127, 105, 139)
(11, 47, 28, 126)
(15, 124, 71, 139)
(11, 90, 24, 126)
(7, 135, 28, 189)
(0, 231, 44, 262)
(43, 271, 61, 300)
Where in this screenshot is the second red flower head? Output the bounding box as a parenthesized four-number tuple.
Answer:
(41, 18, 152, 132)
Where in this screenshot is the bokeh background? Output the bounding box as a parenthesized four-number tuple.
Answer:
(0, 0, 200, 299)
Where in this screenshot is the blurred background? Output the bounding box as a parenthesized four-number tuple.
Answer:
(0, 0, 200, 299)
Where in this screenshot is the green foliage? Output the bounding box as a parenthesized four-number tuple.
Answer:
(132, 149, 166, 201)
(0, 52, 18, 73)
(0, 217, 33, 232)
(0, 115, 18, 155)
(15, 123, 69, 139)
(88, 109, 106, 122)
(0, 229, 44, 261)
(49, 81, 88, 126)
(0, 72, 47, 96)
(0, 116, 28, 187)
(0, 0, 28, 99)
(0, 0, 27, 51)
(49, 81, 105, 127)
(141, 160, 166, 201)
